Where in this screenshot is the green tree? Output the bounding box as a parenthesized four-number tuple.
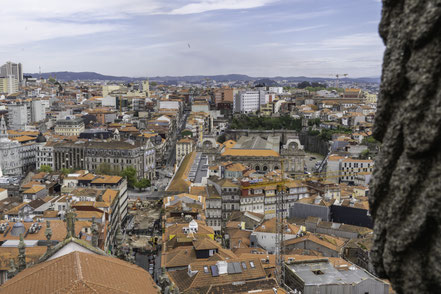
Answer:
(230, 115, 302, 131)
(38, 165, 53, 173)
(181, 130, 192, 137)
(308, 118, 321, 127)
(134, 178, 151, 191)
(61, 168, 75, 175)
(297, 81, 311, 89)
(120, 167, 137, 188)
(359, 149, 371, 159)
(95, 163, 118, 175)
(217, 134, 226, 144)
(362, 136, 378, 145)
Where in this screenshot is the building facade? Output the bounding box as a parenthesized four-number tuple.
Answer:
(53, 140, 156, 180)
(176, 138, 193, 163)
(0, 116, 36, 175)
(54, 118, 85, 136)
(7, 104, 29, 130)
(234, 90, 265, 113)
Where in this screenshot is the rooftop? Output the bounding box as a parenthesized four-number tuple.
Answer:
(0, 251, 159, 294)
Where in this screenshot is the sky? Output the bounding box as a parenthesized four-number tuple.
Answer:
(0, 0, 384, 78)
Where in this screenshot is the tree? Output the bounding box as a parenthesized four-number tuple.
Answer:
(359, 149, 371, 159)
(308, 118, 321, 127)
(362, 136, 378, 145)
(181, 130, 192, 137)
(38, 165, 53, 173)
(297, 81, 311, 89)
(134, 178, 151, 191)
(217, 134, 226, 144)
(61, 168, 75, 175)
(120, 167, 137, 188)
(95, 163, 118, 175)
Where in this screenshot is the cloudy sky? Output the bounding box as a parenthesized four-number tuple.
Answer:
(0, 0, 384, 77)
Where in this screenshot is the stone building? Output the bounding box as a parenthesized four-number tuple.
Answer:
(54, 118, 85, 136)
(213, 135, 305, 175)
(53, 140, 156, 180)
(176, 138, 193, 163)
(0, 116, 37, 176)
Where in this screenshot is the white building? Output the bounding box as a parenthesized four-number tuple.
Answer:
(36, 141, 55, 170)
(7, 104, 29, 130)
(0, 116, 37, 175)
(176, 138, 193, 163)
(159, 100, 181, 111)
(252, 218, 303, 253)
(0, 188, 7, 201)
(31, 100, 49, 122)
(234, 90, 266, 113)
(341, 157, 374, 183)
(268, 87, 283, 94)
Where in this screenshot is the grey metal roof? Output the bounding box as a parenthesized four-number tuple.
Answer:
(288, 261, 374, 286)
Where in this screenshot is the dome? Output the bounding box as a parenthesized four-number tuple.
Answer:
(36, 132, 47, 143)
(10, 222, 26, 236)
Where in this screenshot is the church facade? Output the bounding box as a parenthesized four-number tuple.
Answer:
(199, 135, 306, 175)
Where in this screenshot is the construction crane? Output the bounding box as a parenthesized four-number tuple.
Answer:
(332, 73, 348, 88)
(241, 166, 368, 287)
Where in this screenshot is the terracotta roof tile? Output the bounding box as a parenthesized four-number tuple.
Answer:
(0, 251, 159, 294)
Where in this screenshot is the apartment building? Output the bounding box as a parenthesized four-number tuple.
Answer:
(54, 118, 85, 136)
(176, 138, 193, 163)
(233, 90, 266, 113)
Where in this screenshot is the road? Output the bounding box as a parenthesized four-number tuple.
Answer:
(304, 152, 325, 172)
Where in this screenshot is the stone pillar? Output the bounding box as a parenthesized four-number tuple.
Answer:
(369, 1, 441, 293)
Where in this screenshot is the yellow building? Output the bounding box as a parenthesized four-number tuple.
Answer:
(260, 102, 274, 116)
(0, 77, 18, 94)
(102, 85, 121, 97)
(364, 92, 377, 103)
(54, 118, 85, 136)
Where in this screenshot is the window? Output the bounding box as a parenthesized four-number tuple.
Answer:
(241, 262, 247, 269)
(249, 261, 255, 268)
(203, 266, 209, 273)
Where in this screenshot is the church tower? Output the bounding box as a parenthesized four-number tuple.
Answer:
(142, 79, 150, 97)
(114, 128, 120, 141)
(0, 115, 8, 141)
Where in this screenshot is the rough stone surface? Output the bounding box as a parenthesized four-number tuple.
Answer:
(370, 1, 441, 293)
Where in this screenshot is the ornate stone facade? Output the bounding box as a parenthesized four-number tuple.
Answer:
(0, 116, 37, 176)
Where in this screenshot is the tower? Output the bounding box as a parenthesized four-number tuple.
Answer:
(114, 128, 120, 141)
(142, 79, 150, 97)
(0, 115, 8, 141)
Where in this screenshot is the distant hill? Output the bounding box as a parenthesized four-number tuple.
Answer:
(254, 78, 280, 87)
(25, 71, 380, 84)
(25, 71, 145, 81)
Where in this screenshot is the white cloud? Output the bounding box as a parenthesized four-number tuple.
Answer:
(273, 25, 326, 34)
(320, 33, 383, 49)
(169, 0, 277, 15)
(0, 0, 163, 46)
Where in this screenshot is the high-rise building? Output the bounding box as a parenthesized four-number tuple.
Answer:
(7, 104, 29, 130)
(31, 99, 49, 122)
(0, 76, 19, 95)
(233, 90, 266, 113)
(0, 61, 23, 82)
